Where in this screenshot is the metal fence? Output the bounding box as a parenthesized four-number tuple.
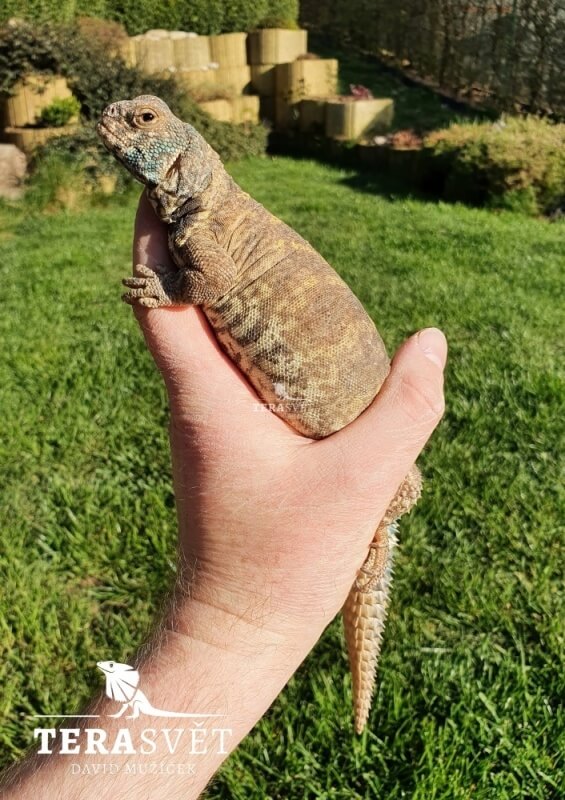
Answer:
(300, 0, 565, 117)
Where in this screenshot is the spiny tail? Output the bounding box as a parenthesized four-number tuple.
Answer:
(342, 524, 397, 734)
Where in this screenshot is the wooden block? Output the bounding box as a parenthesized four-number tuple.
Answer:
(119, 38, 137, 67)
(171, 33, 210, 69)
(177, 68, 217, 95)
(2, 125, 78, 154)
(325, 98, 394, 140)
(198, 99, 233, 122)
(198, 96, 260, 124)
(1, 74, 72, 128)
(213, 66, 251, 96)
(145, 29, 170, 38)
(299, 98, 327, 133)
(181, 66, 250, 100)
(134, 35, 175, 73)
(275, 59, 338, 103)
(247, 29, 307, 65)
(231, 95, 260, 123)
(209, 33, 247, 66)
(274, 96, 301, 130)
(250, 64, 276, 95)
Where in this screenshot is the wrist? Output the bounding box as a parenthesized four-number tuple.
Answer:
(175, 530, 338, 633)
(148, 591, 317, 793)
(166, 576, 320, 668)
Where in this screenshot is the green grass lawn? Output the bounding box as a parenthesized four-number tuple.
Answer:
(0, 157, 563, 798)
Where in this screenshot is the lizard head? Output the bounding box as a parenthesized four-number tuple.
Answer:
(97, 95, 214, 221)
(96, 660, 133, 675)
(97, 661, 140, 702)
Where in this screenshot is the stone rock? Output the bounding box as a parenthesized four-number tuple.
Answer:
(0, 144, 27, 199)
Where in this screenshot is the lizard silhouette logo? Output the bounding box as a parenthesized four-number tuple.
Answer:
(97, 661, 222, 720)
(32, 660, 225, 722)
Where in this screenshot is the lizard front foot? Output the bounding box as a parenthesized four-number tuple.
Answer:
(122, 263, 182, 308)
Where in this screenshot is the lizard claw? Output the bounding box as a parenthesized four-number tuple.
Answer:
(122, 276, 149, 289)
(121, 289, 163, 308)
(121, 274, 170, 307)
(137, 297, 161, 308)
(122, 263, 180, 307)
(134, 263, 168, 277)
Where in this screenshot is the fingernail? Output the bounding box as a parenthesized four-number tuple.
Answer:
(417, 327, 447, 370)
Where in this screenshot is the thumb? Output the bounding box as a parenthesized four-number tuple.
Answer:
(320, 327, 447, 502)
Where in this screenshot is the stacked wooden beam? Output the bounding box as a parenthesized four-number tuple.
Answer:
(0, 75, 78, 154)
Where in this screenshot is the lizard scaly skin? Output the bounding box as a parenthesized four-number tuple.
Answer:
(97, 96, 422, 733)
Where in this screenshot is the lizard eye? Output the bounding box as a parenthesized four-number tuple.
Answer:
(108, 662, 114, 668)
(135, 109, 158, 127)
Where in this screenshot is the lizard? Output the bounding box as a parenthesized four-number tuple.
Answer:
(97, 660, 223, 720)
(97, 95, 423, 734)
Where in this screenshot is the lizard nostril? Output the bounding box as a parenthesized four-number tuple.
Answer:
(105, 104, 119, 118)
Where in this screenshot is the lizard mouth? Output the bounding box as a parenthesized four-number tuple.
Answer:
(96, 117, 130, 161)
(97, 120, 117, 150)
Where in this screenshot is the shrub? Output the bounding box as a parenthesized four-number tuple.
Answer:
(75, 15, 129, 55)
(0, 19, 183, 123)
(425, 116, 565, 216)
(32, 107, 267, 212)
(37, 93, 267, 173)
(223, 0, 269, 34)
(0, 0, 108, 26)
(0, 0, 300, 34)
(179, 102, 268, 162)
(259, 0, 299, 28)
(110, 0, 183, 36)
(24, 151, 95, 213)
(61, 34, 181, 121)
(38, 95, 81, 126)
(0, 19, 62, 93)
(30, 127, 120, 201)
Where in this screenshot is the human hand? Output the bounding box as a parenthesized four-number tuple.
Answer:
(131, 193, 447, 657)
(0, 193, 447, 800)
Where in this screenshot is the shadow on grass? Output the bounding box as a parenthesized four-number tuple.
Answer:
(267, 132, 441, 206)
(336, 168, 436, 205)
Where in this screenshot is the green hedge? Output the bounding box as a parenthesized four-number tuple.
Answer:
(0, 0, 299, 34)
(0, 0, 108, 25)
(425, 117, 565, 216)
